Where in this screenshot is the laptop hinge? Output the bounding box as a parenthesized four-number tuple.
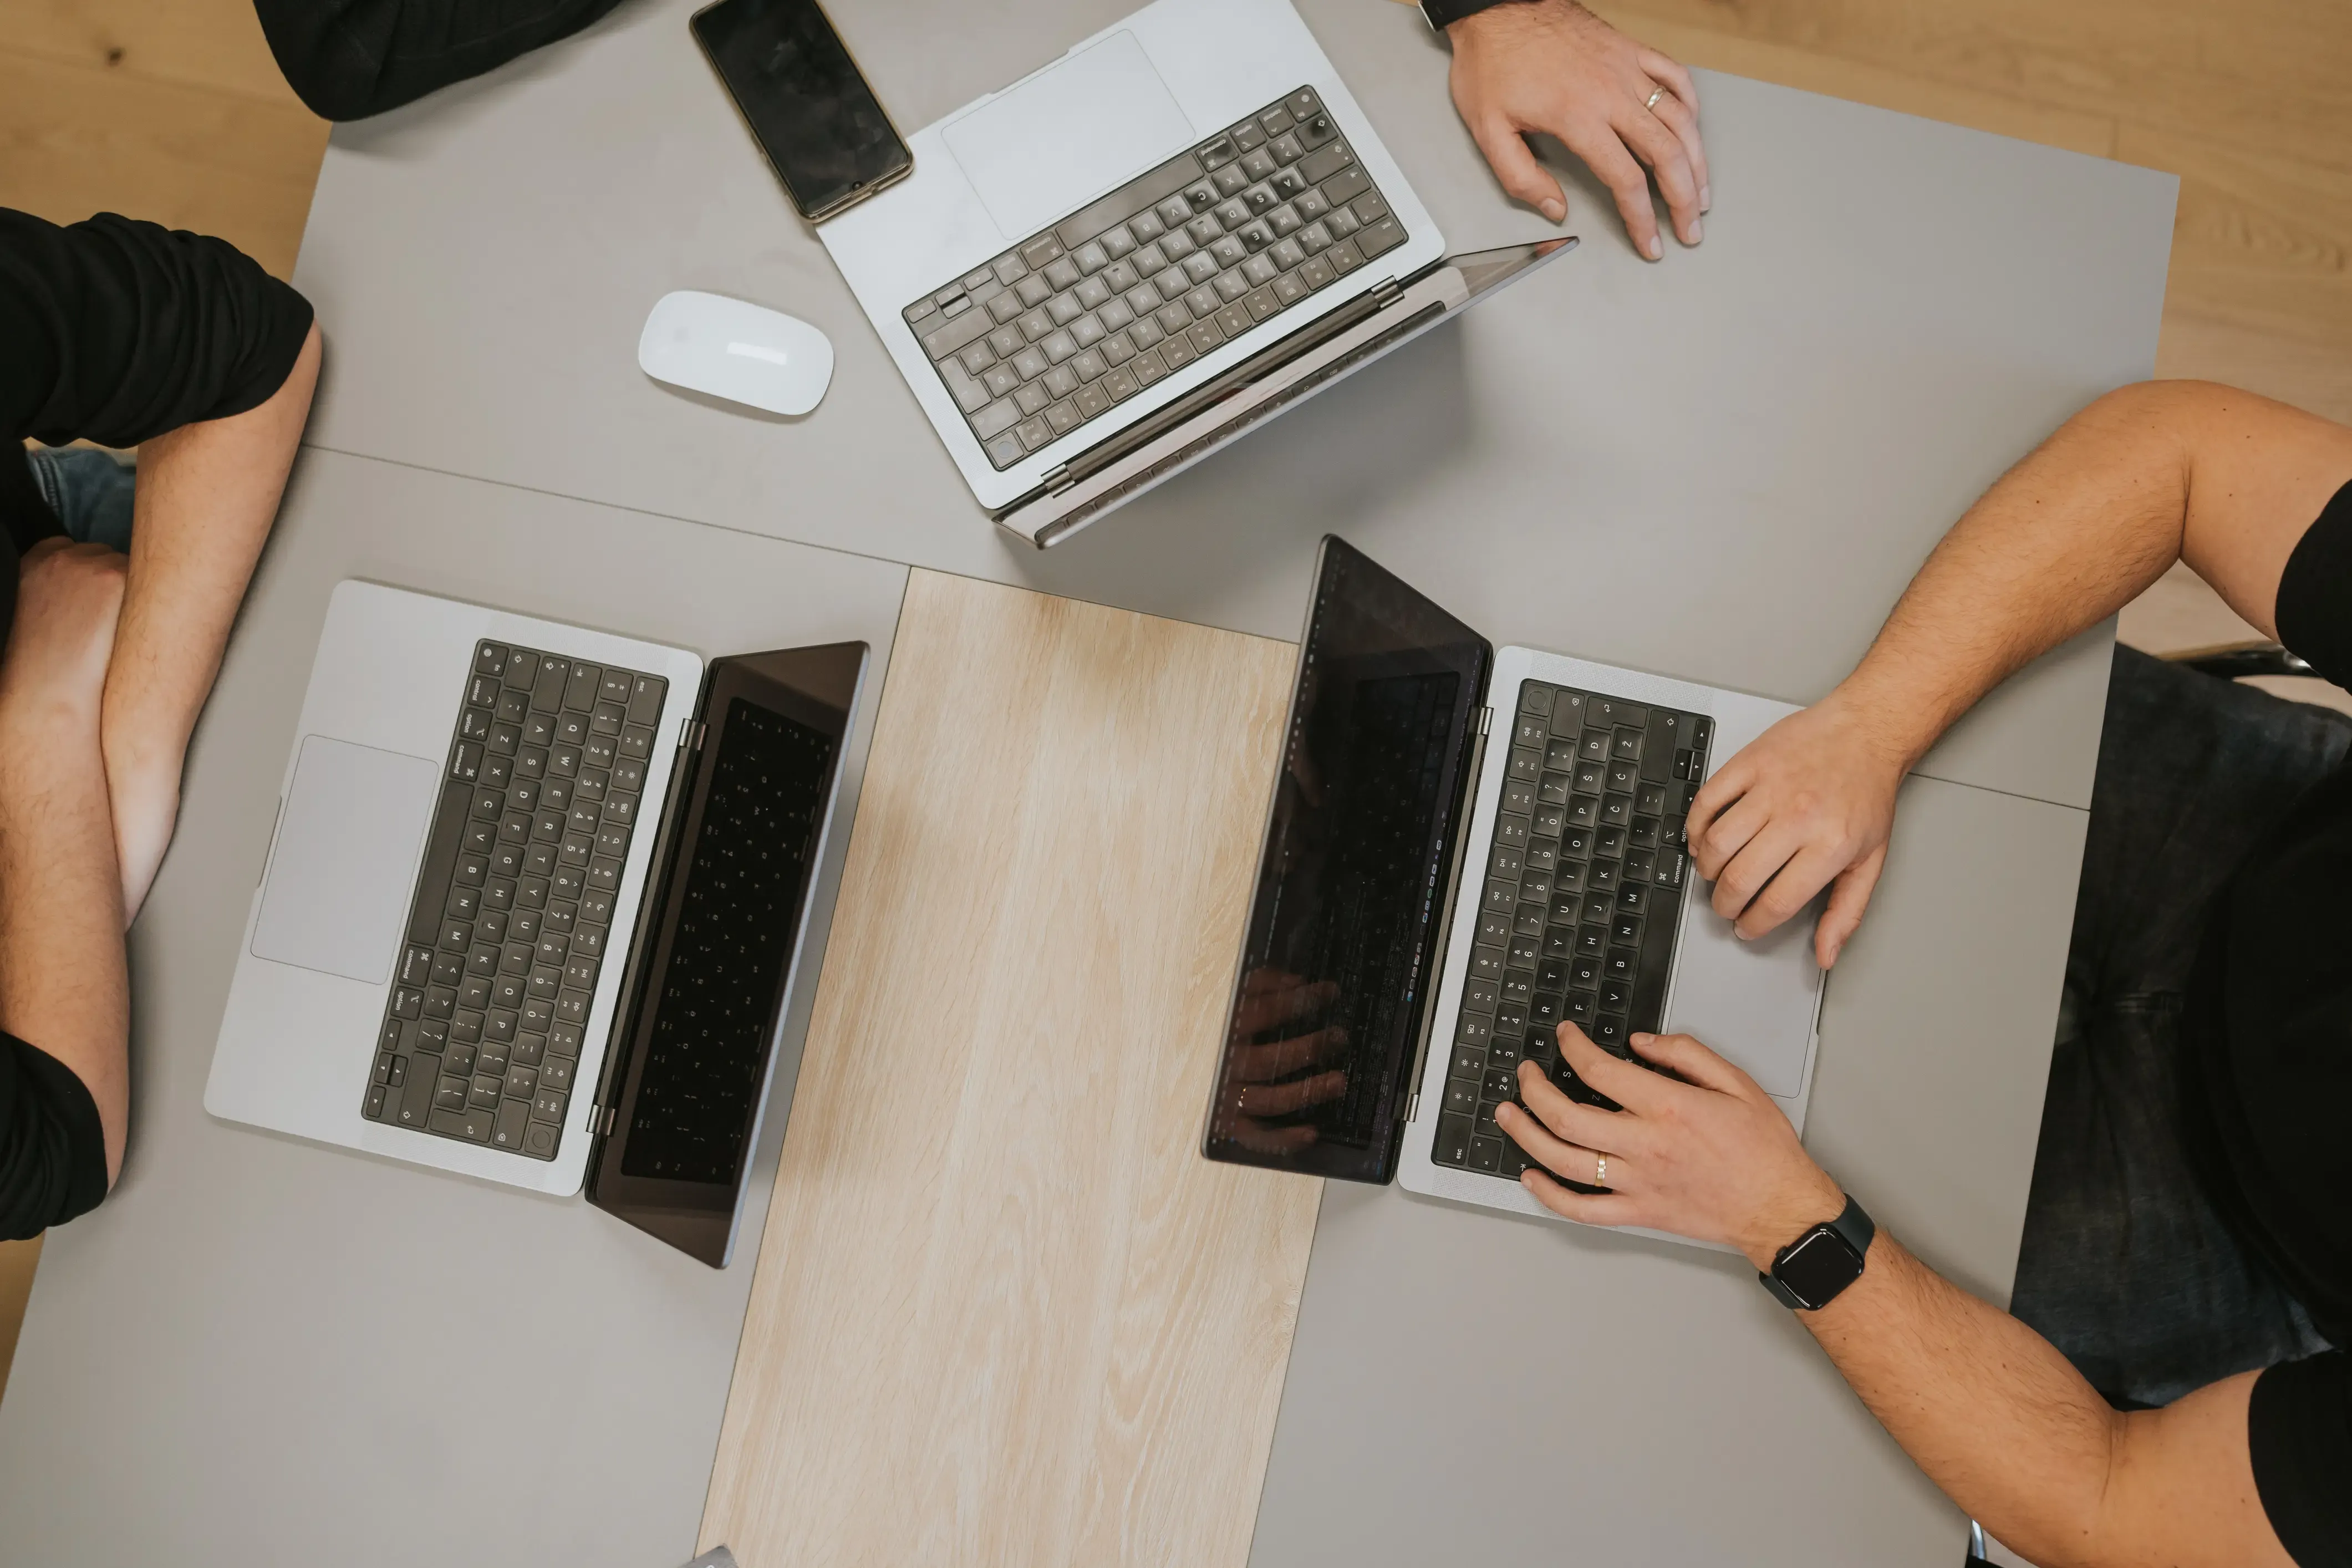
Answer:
(1037, 277, 1413, 499)
(1402, 703, 1493, 1130)
(587, 704, 709, 1167)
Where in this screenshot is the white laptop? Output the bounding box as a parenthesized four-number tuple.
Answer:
(822, 0, 1571, 547)
(1203, 538, 1827, 1245)
(207, 584, 863, 1244)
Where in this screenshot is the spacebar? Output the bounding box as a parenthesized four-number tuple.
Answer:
(1054, 150, 1203, 250)
(405, 778, 472, 949)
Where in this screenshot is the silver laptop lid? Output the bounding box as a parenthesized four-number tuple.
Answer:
(1005, 238, 1577, 548)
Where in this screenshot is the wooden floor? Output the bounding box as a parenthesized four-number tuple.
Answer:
(1, 0, 2345, 1393)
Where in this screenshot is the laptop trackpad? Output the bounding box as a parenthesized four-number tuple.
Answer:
(943, 30, 1193, 240)
(252, 736, 440, 986)
(1663, 897, 1822, 1099)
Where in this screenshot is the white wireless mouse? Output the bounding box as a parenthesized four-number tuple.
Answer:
(637, 291, 833, 416)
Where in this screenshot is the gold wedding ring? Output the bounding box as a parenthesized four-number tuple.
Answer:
(1594, 1154, 1608, 1187)
(1643, 84, 1668, 111)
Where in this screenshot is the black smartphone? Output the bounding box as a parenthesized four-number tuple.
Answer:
(691, 0, 913, 223)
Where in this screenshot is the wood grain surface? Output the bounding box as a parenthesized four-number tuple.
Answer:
(0, 0, 324, 278)
(697, 570, 1321, 1568)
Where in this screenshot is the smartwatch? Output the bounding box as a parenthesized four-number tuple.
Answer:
(1418, 0, 1527, 31)
(1760, 1194, 1875, 1311)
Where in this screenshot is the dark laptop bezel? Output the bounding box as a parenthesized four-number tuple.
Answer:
(1201, 536, 1493, 1184)
(586, 642, 865, 1265)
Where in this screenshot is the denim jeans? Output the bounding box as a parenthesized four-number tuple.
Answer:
(23, 445, 136, 552)
(2008, 646, 2342, 1409)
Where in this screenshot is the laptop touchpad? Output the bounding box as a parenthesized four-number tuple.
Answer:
(252, 736, 440, 986)
(1664, 894, 1822, 1099)
(943, 30, 1193, 240)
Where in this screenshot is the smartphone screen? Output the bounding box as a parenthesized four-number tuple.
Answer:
(691, 0, 912, 222)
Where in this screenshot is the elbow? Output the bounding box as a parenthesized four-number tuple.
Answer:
(2074, 379, 2251, 446)
(1984, 1408, 2136, 1568)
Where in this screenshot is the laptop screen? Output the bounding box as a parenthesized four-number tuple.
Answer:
(587, 643, 863, 1267)
(1204, 537, 1490, 1183)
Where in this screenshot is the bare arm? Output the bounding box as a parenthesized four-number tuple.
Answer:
(0, 543, 131, 1182)
(1804, 1238, 2283, 1568)
(103, 321, 321, 922)
(1688, 379, 2352, 966)
(1496, 1026, 2294, 1568)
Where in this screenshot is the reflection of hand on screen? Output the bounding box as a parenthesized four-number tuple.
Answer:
(1212, 968, 1349, 1154)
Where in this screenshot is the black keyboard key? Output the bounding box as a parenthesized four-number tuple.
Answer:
(492, 1099, 531, 1150)
(1435, 1113, 1474, 1166)
(429, 1107, 493, 1143)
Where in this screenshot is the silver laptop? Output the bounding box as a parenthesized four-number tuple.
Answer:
(1203, 539, 1827, 1247)
(820, 0, 1574, 548)
(208, 583, 861, 1251)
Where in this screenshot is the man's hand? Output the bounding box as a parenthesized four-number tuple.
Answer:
(0, 541, 129, 725)
(1684, 691, 1914, 968)
(1444, 0, 1707, 261)
(1495, 1024, 1841, 1267)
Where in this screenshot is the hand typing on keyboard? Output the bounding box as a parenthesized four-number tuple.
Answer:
(1435, 0, 1708, 263)
(1495, 1023, 1841, 1267)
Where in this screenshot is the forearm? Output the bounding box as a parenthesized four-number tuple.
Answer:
(1831, 385, 2198, 767)
(1834, 379, 2352, 768)
(103, 322, 319, 773)
(1791, 1234, 2124, 1565)
(0, 706, 129, 1182)
(1791, 1230, 2287, 1568)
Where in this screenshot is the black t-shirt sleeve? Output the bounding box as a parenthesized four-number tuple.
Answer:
(0, 207, 314, 453)
(2251, 1350, 2352, 1567)
(2277, 477, 2352, 690)
(254, 0, 629, 121)
(0, 1032, 109, 1242)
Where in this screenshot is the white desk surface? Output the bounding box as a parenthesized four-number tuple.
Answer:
(0, 0, 2176, 1561)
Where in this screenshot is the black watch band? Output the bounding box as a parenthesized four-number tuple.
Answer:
(1760, 1194, 1875, 1311)
(1418, 0, 1528, 32)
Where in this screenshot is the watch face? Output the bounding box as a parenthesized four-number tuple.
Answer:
(1775, 1228, 1865, 1309)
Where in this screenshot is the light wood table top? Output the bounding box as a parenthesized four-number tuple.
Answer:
(700, 571, 1316, 1567)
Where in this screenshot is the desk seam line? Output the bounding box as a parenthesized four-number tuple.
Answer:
(297, 446, 2103, 817)
(301, 440, 921, 580)
(1906, 767, 2093, 813)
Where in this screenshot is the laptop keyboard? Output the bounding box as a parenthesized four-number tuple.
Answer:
(1433, 680, 1711, 1180)
(362, 640, 666, 1159)
(904, 85, 1408, 471)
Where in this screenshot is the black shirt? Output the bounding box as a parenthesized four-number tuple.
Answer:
(2186, 478, 2352, 1566)
(0, 207, 313, 1234)
(253, 0, 629, 121)
(0, 1035, 108, 1242)
(2, 207, 316, 562)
